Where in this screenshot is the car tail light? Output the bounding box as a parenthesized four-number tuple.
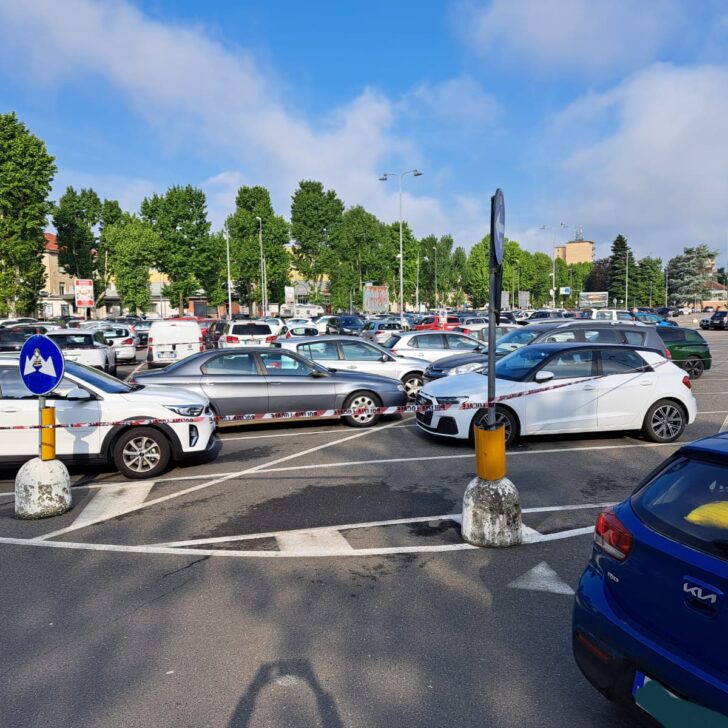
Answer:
(121, 338, 134, 345)
(462, 328, 470, 335)
(575, 631, 610, 664)
(594, 508, 633, 561)
(682, 375, 692, 390)
(391, 348, 398, 355)
(226, 335, 239, 343)
(285, 330, 292, 338)
(265, 335, 276, 343)
(664, 348, 671, 359)
(148, 337, 153, 345)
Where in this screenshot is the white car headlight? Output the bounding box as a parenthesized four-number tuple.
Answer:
(165, 404, 205, 417)
(450, 362, 486, 375)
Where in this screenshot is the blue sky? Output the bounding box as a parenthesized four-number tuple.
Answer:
(1, 0, 728, 262)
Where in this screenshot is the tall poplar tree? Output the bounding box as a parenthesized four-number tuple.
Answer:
(0, 113, 56, 316)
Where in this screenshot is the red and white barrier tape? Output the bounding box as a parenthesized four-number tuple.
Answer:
(0, 365, 664, 431)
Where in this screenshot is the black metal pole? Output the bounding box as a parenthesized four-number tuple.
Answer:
(487, 195, 497, 427)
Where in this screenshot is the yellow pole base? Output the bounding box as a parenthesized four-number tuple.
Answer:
(41, 406, 56, 461)
(475, 423, 506, 481)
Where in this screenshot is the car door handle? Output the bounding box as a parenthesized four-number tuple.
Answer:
(583, 385, 595, 391)
(0, 407, 20, 413)
(640, 380, 651, 386)
(346, 365, 357, 369)
(269, 381, 282, 385)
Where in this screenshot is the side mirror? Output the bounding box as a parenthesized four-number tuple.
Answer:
(310, 370, 329, 378)
(380, 354, 390, 362)
(66, 387, 94, 401)
(534, 370, 555, 383)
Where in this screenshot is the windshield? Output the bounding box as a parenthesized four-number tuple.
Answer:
(493, 347, 552, 381)
(494, 328, 540, 355)
(65, 360, 133, 393)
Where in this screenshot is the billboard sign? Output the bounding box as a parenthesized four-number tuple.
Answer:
(579, 291, 609, 309)
(518, 291, 530, 309)
(284, 285, 295, 306)
(74, 279, 94, 308)
(363, 285, 389, 313)
(559, 286, 571, 296)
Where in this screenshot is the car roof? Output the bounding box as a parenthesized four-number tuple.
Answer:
(679, 434, 728, 461)
(47, 328, 96, 334)
(525, 319, 649, 329)
(279, 335, 376, 344)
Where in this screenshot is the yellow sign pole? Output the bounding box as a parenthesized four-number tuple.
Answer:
(40, 404, 56, 461)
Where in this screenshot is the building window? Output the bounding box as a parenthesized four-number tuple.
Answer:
(59, 283, 65, 296)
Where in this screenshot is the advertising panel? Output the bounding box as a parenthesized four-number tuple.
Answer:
(74, 279, 94, 309)
(363, 285, 389, 313)
(578, 291, 609, 309)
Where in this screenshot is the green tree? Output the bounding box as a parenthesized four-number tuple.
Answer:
(290, 180, 344, 303)
(607, 234, 636, 307)
(195, 231, 228, 308)
(584, 258, 610, 292)
(450, 246, 468, 308)
(53, 186, 101, 280)
(635, 256, 664, 307)
(141, 185, 211, 312)
(464, 236, 490, 308)
(667, 244, 718, 306)
(227, 186, 289, 312)
(95, 198, 125, 306)
(0, 112, 57, 316)
(105, 216, 158, 312)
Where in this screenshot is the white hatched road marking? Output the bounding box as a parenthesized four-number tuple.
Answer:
(69, 480, 155, 531)
(30, 419, 404, 542)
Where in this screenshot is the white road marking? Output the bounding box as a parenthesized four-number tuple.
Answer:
(251, 441, 678, 475)
(507, 561, 574, 595)
(720, 414, 728, 433)
(521, 525, 594, 543)
(69, 480, 155, 531)
(277, 529, 354, 554)
(31, 419, 404, 542)
(123, 360, 146, 382)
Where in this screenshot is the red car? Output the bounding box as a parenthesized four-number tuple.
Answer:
(413, 315, 462, 331)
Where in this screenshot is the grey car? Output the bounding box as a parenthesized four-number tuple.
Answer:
(133, 347, 408, 427)
(274, 335, 426, 399)
(423, 319, 668, 382)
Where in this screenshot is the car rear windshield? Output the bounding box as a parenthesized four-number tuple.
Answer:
(231, 324, 272, 336)
(49, 334, 96, 349)
(0, 330, 28, 344)
(632, 456, 728, 562)
(383, 334, 401, 348)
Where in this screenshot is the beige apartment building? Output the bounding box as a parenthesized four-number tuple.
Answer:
(554, 239, 595, 265)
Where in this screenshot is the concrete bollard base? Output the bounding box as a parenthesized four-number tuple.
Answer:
(15, 457, 72, 519)
(462, 475, 522, 547)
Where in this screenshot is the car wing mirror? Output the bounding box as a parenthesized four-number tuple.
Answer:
(534, 370, 555, 383)
(66, 387, 95, 401)
(310, 370, 329, 378)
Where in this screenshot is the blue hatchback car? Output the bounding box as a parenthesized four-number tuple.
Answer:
(573, 434, 728, 723)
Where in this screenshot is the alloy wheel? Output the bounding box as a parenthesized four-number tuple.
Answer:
(650, 404, 683, 440)
(122, 436, 162, 474)
(684, 357, 704, 380)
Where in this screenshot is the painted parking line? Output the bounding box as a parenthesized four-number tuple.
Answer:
(156, 502, 612, 549)
(30, 418, 405, 542)
(218, 422, 417, 442)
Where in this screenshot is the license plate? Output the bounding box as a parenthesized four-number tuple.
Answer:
(633, 671, 690, 717)
(159, 352, 176, 359)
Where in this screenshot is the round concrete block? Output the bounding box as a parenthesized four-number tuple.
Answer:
(462, 475, 522, 547)
(15, 457, 72, 519)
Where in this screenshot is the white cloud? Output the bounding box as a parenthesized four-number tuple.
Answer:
(549, 63, 728, 258)
(460, 0, 683, 76)
(0, 0, 483, 244)
(406, 75, 500, 127)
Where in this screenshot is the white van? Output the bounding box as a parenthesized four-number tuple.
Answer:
(147, 320, 203, 367)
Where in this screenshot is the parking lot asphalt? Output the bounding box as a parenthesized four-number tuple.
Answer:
(1, 320, 725, 727)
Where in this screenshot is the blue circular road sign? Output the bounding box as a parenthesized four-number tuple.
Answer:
(492, 188, 505, 265)
(19, 335, 65, 396)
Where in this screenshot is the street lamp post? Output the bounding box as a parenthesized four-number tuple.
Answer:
(379, 169, 423, 326)
(255, 216, 266, 317)
(625, 251, 629, 309)
(541, 223, 568, 308)
(415, 252, 421, 313)
(665, 263, 669, 307)
(224, 222, 233, 318)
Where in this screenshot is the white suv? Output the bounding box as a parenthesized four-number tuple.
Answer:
(219, 321, 276, 348)
(0, 357, 216, 478)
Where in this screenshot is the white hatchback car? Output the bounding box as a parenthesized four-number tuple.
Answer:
(416, 343, 697, 446)
(219, 321, 276, 348)
(88, 325, 138, 363)
(0, 357, 216, 478)
(46, 329, 116, 375)
(384, 330, 484, 362)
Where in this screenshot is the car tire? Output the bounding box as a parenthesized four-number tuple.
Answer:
(109, 364, 118, 377)
(471, 406, 519, 447)
(113, 427, 171, 479)
(342, 392, 382, 427)
(683, 356, 704, 380)
(401, 373, 423, 400)
(642, 400, 686, 443)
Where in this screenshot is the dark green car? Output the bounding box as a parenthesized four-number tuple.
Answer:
(656, 327, 711, 379)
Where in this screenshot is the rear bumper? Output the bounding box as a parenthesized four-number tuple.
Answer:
(573, 563, 728, 716)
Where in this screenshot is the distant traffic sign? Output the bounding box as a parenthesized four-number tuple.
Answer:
(492, 188, 505, 265)
(19, 335, 65, 396)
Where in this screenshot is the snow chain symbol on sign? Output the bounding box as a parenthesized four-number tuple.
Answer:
(0, 361, 669, 431)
